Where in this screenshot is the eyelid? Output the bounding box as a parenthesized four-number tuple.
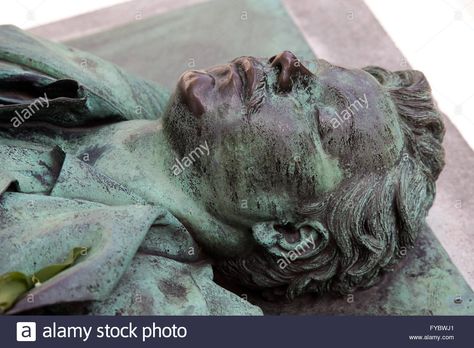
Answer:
(314, 107, 326, 138)
(326, 86, 350, 109)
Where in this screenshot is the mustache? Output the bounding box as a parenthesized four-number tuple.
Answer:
(245, 67, 268, 117)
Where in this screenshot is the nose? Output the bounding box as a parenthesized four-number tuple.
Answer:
(269, 51, 313, 92)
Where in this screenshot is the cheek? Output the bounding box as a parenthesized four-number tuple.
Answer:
(353, 100, 404, 169)
(379, 103, 405, 154)
(232, 127, 338, 195)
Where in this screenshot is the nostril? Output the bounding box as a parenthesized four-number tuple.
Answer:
(269, 51, 313, 93)
(270, 52, 296, 93)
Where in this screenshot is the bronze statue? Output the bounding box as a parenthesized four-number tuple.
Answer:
(0, 26, 444, 314)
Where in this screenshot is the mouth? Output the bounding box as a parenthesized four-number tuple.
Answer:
(176, 57, 270, 118)
(233, 57, 266, 99)
(232, 57, 268, 115)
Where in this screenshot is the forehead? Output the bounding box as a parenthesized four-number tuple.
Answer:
(314, 65, 404, 169)
(325, 65, 374, 81)
(317, 66, 384, 102)
(319, 66, 398, 125)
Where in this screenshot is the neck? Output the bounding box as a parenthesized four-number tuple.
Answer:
(121, 120, 253, 257)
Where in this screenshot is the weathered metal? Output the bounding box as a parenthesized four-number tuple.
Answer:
(0, 0, 472, 315)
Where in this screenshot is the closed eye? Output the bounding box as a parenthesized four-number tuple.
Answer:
(327, 86, 350, 110)
(314, 107, 330, 138)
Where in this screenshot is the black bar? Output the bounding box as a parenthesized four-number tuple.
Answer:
(3, 316, 471, 347)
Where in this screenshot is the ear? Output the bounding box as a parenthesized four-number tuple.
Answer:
(252, 220, 329, 260)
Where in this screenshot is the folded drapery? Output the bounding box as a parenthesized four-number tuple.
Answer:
(0, 25, 170, 126)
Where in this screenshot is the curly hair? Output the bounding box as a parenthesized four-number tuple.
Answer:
(216, 67, 445, 299)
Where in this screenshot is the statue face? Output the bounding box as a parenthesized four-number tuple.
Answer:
(164, 52, 444, 297)
(164, 51, 404, 227)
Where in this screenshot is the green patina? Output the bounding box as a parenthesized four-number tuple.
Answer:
(0, 0, 471, 316)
